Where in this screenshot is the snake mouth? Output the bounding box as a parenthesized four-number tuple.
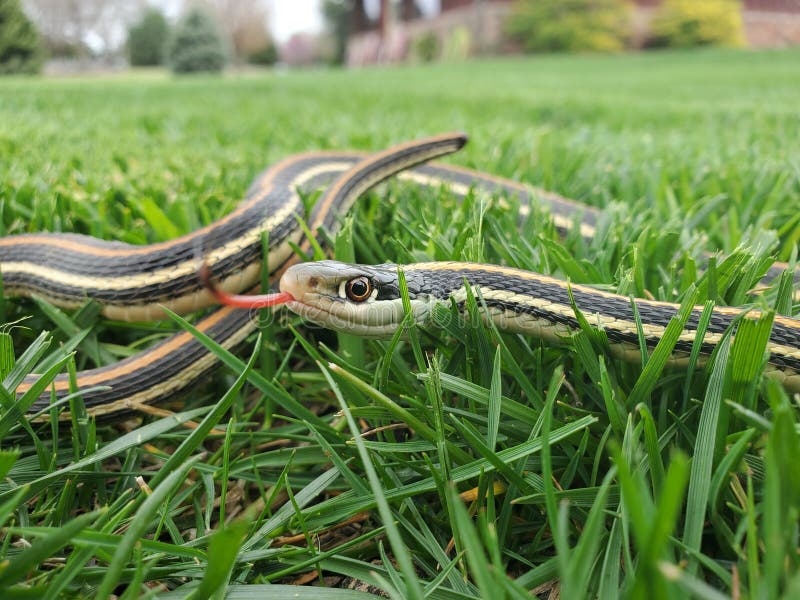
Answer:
(284, 297, 413, 338)
(283, 295, 352, 332)
(282, 289, 411, 338)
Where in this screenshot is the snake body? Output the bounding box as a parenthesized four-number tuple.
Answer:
(0, 133, 476, 416)
(276, 260, 800, 392)
(1, 133, 798, 418)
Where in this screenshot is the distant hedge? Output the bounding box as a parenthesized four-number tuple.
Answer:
(168, 8, 226, 74)
(0, 0, 43, 75)
(649, 0, 745, 48)
(506, 0, 631, 53)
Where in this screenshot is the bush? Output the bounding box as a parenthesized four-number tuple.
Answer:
(0, 0, 43, 75)
(43, 38, 86, 60)
(247, 43, 278, 66)
(168, 8, 226, 74)
(413, 31, 440, 63)
(128, 9, 169, 67)
(506, 0, 631, 53)
(649, 0, 744, 48)
(442, 26, 471, 61)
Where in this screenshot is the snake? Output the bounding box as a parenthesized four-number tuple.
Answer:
(2, 132, 799, 419)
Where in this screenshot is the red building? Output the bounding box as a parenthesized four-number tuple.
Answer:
(345, 0, 800, 66)
(347, 0, 512, 65)
(350, 0, 510, 36)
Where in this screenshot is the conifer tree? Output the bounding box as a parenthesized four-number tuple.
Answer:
(128, 9, 169, 67)
(0, 0, 43, 75)
(168, 8, 226, 74)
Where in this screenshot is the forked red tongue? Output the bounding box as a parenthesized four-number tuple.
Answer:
(210, 289, 294, 309)
(199, 264, 294, 309)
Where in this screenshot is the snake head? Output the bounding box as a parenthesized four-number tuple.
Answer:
(279, 260, 433, 337)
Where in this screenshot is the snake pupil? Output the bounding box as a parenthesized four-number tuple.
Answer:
(345, 277, 372, 302)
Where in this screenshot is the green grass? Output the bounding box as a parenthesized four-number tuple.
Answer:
(1, 47, 800, 598)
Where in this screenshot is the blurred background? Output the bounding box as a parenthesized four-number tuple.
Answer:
(3, 0, 799, 76)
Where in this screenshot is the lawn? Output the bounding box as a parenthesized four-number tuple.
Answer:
(1, 47, 799, 598)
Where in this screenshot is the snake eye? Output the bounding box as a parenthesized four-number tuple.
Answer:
(344, 276, 372, 302)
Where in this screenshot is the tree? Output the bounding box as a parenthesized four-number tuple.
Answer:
(506, 0, 631, 53)
(168, 7, 226, 74)
(24, 0, 144, 59)
(199, 0, 273, 63)
(0, 0, 43, 74)
(128, 9, 169, 66)
(322, 0, 353, 65)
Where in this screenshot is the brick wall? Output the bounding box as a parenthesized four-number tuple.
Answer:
(744, 9, 800, 46)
